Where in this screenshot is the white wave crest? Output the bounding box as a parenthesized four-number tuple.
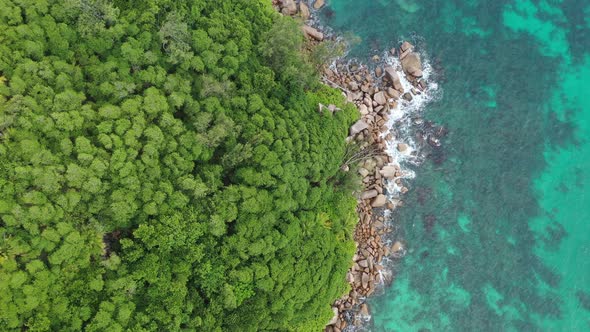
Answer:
(379, 49, 440, 199)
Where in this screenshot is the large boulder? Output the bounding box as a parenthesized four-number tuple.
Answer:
(328, 307, 339, 325)
(313, 0, 325, 9)
(299, 2, 310, 20)
(387, 87, 400, 99)
(392, 241, 404, 253)
(373, 91, 387, 105)
(371, 194, 387, 207)
(302, 25, 324, 41)
(361, 272, 370, 289)
(350, 120, 369, 136)
(379, 165, 397, 179)
(280, 0, 297, 15)
(361, 189, 378, 200)
(359, 104, 369, 115)
(400, 41, 414, 52)
(401, 52, 422, 77)
(384, 66, 402, 91)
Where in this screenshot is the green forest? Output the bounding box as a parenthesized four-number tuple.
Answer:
(0, 0, 359, 330)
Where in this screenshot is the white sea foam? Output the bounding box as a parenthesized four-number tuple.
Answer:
(379, 49, 440, 203)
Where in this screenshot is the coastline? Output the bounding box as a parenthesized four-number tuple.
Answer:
(273, 1, 439, 330)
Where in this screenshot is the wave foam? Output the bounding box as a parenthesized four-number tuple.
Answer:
(379, 49, 440, 200)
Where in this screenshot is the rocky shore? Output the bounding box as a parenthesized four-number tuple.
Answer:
(273, 1, 430, 331)
(322, 42, 427, 332)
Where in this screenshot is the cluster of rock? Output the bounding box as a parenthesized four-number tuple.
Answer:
(273, 0, 325, 40)
(323, 43, 426, 331)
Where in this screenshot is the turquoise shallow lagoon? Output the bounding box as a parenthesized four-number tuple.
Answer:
(322, 0, 590, 330)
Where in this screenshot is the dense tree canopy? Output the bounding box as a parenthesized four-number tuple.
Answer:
(0, 0, 359, 331)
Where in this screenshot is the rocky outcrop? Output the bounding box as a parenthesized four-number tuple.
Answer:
(302, 25, 324, 41)
(350, 120, 369, 136)
(401, 52, 423, 79)
(299, 2, 311, 20)
(321, 39, 428, 331)
(371, 194, 387, 207)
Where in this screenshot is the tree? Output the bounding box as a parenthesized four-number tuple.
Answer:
(0, 1, 358, 330)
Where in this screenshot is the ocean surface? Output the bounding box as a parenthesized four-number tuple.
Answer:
(320, 0, 590, 331)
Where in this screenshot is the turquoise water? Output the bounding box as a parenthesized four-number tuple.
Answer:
(322, 0, 590, 330)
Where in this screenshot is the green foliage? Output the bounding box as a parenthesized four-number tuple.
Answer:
(0, 0, 358, 331)
(259, 16, 317, 89)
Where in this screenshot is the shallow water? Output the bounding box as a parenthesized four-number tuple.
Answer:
(321, 0, 590, 330)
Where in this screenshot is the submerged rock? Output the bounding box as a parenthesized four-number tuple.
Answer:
(373, 91, 387, 105)
(379, 165, 398, 179)
(357, 259, 369, 268)
(428, 135, 441, 147)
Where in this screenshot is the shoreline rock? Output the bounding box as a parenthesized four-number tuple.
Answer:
(320, 46, 425, 330)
